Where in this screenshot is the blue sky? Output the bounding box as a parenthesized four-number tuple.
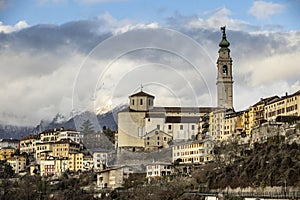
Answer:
(0, 0, 300, 126)
(1, 0, 299, 30)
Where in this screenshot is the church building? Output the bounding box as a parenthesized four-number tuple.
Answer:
(117, 27, 234, 151)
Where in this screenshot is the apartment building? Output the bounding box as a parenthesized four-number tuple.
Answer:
(7, 156, 26, 174)
(146, 162, 173, 178)
(19, 134, 40, 155)
(52, 139, 80, 158)
(0, 146, 15, 161)
(172, 139, 215, 164)
(68, 152, 84, 172)
(0, 139, 19, 149)
(97, 166, 133, 189)
(265, 91, 300, 121)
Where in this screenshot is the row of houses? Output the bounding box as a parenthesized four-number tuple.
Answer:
(207, 90, 300, 143)
(0, 128, 111, 176)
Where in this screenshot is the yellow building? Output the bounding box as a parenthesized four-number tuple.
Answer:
(52, 139, 80, 158)
(209, 108, 237, 142)
(40, 129, 59, 142)
(248, 96, 280, 129)
(36, 142, 53, 163)
(0, 147, 15, 161)
(265, 90, 300, 121)
(172, 139, 215, 164)
(68, 152, 83, 172)
(7, 156, 26, 174)
(19, 134, 40, 155)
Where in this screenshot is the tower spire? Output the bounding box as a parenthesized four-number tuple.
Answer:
(216, 26, 233, 109)
(219, 26, 230, 51)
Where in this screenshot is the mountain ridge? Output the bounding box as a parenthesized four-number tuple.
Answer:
(0, 104, 127, 139)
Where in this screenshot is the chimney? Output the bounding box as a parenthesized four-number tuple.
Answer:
(285, 92, 288, 96)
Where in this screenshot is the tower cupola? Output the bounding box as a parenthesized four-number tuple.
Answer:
(129, 88, 155, 111)
(219, 26, 230, 51)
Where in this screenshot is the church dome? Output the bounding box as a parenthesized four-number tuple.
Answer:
(219, 26, 230, 51)
(219, 37, 230, 48)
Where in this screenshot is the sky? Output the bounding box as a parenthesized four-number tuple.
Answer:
(0, 0, 300, 126)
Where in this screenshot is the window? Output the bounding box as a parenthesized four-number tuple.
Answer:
(168, 125, 172, 130)
(157, 136, 160, 140)
(140, 99, 143, 105)
(147, 137, 149, 140)
(164, 137, 166, 141)
(222, 65, 228, 75)
(132, 99, 134, 105)
(180, 125, 183, 130)
(191, 125, 195, 130)
(157, 125, 160, 129)
(148, 99, 151, 106)
(157, 142, 160, 146)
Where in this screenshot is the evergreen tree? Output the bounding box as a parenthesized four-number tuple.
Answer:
(80, 119, 95, 135)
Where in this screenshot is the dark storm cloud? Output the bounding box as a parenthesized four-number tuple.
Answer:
(0, 20, 112, 54)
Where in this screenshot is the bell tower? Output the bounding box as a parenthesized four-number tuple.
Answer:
(217, 26, 233, 109)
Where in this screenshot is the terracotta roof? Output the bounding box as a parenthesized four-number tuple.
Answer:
(129, 91, 155, 98)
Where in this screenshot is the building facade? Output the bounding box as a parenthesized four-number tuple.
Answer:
(7, 156, 26, 174)
(118, 91, 216, 151)
(146, 162, 173, 178)
(96, 166, 133, 189)
(172, 139, 215, 164)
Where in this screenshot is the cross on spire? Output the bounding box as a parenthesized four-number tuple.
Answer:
(140, 84, 143, 91)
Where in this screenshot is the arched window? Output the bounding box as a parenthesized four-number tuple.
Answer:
(222, 65, 228, 75)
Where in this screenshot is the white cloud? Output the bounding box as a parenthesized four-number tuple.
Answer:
(186, 8, 253, 31)
(0, 20, 29, 33)
(0, 13, 299, 126)
(95, 12, 159, 34)
(114, 22, 159, 34)
(291, 80, 300, 93)
(247, 51, 300, 86)
(248, 1, 285, 19)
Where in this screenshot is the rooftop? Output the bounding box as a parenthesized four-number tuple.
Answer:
(129, 91, 155, 98)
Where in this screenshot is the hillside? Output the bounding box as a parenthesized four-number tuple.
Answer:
(193, 130, 300, 189)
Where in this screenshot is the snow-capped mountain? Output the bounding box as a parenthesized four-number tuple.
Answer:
(0, 104, 128, 139)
